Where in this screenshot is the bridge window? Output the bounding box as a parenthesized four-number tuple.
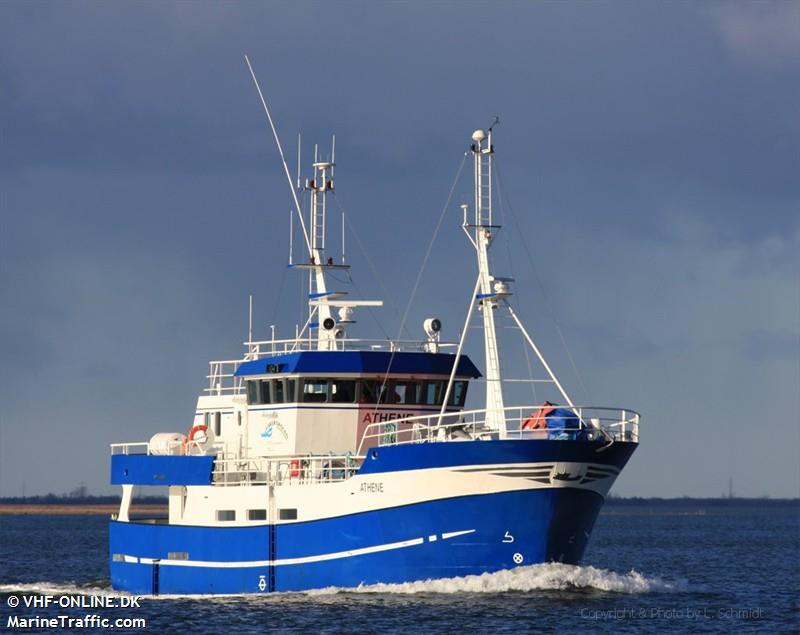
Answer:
(216, 510, 235, 522)
(259, 380, 272, 404)
(392, 380, 421, 405)
(247, 378, 299, 405)
(448, 380, 468, 407)
(286, 379, 297, 402)
(302, 378, 329, 403)
(358, 380, 389, 404)
(423, 380, 444, 405)
(331, 379, 356, 403)
(246, 381, 258, 404)
(247, 377, 467, 406)
(273, 379, 286, 403)
(248, 509, 267, 521)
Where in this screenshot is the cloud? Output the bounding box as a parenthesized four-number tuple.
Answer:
(1, 2, 798, 498)
(710, 2, 800, 67)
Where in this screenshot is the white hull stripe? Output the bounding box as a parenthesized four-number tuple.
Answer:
(120, 529, 475, 568)
(440, 529, 476, 540)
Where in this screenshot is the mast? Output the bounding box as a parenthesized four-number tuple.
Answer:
(245, 56, 382, 352)
(459, 126, 574, 418)
(466, 128, 508, 434)
(296, 143, 382, 350)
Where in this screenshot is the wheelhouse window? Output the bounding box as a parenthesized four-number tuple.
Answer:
(246, 381, 258, 405)
(259, 380, 272, 404)
(392, 380, 421, 405)
(216, 510, 235, 522)
(247, 378, 298, 405)
(273, 378, 286, 403)
(330, 379, 356, 403)
(448, 380, 468, 407)
(423, 380, 445, 405)
(246, 377, 468, 407)
(285, 379, 297, 403)
(302, 378, 329, 403)
(358, 380, 389, 404)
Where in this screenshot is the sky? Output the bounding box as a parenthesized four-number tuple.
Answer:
(0, 1, 798, 498)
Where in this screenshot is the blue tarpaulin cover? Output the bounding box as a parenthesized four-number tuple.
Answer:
(545, 407, 584, 440)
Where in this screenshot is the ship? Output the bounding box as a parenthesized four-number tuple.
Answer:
(108, 66, 640, 595)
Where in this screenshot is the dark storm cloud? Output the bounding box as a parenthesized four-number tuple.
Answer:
(1, 1, 797, 497)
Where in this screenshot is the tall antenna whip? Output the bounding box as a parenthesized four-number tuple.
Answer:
(244, 55, 312, 254)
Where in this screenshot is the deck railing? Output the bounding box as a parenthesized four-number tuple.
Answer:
(356, 405, 640, 455)
(204, 338, 457, 394)
(110, 405, 639, 488)
(210, 453, 362, 487)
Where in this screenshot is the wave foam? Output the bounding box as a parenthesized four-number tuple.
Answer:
(311, 563, 687, 595)
(1, 565, 686, 599)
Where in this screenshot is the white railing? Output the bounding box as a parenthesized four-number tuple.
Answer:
(245, 337, 456, 356)
(356, 405, 640, 455)
(206, 359, 246, 395)
(211, 453, 363, 487)
(110, 405, 639, 488)
(110, 442, 150, 455)
(204, 338, 458, 394)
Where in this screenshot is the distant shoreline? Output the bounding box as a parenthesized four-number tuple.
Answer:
(0, 504, 166, 516)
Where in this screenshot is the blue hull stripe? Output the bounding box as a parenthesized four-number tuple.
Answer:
(358, 439, 637, 475)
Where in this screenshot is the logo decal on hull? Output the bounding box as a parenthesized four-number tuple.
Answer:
(260, 420, 288, 441)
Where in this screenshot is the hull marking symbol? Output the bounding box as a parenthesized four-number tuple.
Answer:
(258, 575, 267, 592)
(502, 531, 514, 543)
(513, 553, 524, 564)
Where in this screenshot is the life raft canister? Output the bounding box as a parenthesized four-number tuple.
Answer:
(290, 459, 301, 478)
(521, 401, 556, 430)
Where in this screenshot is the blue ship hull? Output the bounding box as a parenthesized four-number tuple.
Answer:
(109, 440, 637, 594)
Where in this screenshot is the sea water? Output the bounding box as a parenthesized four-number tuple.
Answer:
(1, 502, 797, 634)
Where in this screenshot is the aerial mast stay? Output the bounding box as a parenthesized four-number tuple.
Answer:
(244, 56, 381, 351)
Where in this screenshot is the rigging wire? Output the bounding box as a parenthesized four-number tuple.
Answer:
(494, 158, 591, 404)
(346, 271, 392, 341)
(394, 150, 469, 345)
(494, 164, 537, 403)
(267, 257, 289, 338)
(332, 194, 412, 340)
(372, 150, 470, 414)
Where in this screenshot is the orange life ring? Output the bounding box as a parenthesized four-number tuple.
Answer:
(188, 424, 208, 442)
(182, 424, 208, 454)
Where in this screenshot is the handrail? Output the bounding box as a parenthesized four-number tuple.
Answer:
(241, 337, 457, 355)
(203, 338, 460, 394)
(109, 442, 365, 487)
(211, 452, 364, 487)
(356, 405, 640, 455)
